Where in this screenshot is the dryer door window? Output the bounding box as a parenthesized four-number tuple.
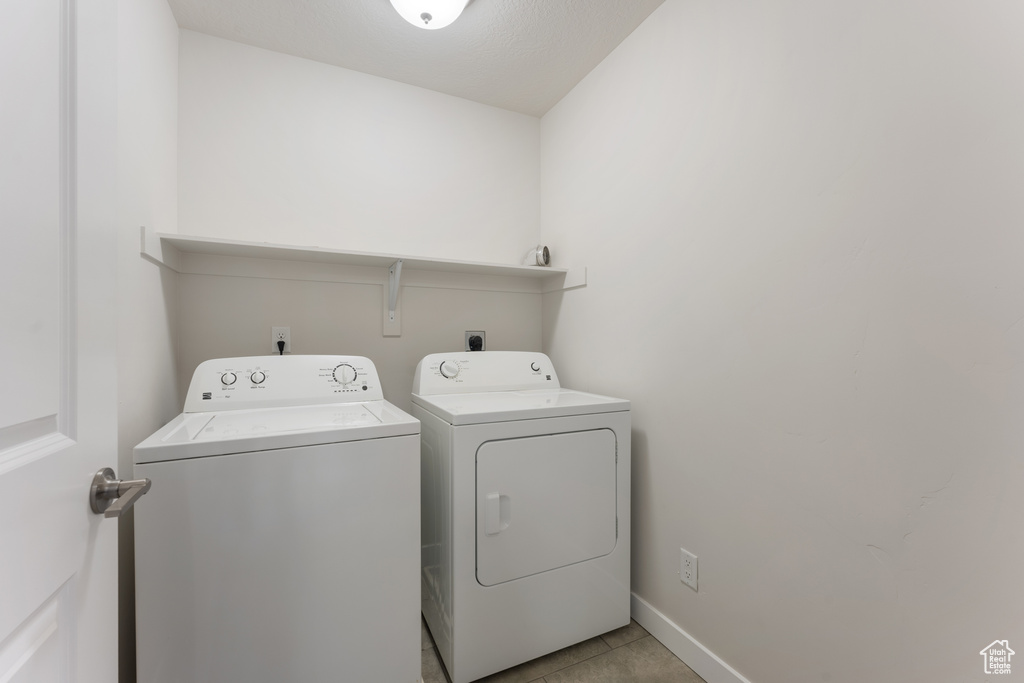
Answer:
(475, 429, 617, 586)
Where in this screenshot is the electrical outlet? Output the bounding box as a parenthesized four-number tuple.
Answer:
(272, 327, 291, 354)
(465, 330, 486, 352)
(680, 548, 698, 591)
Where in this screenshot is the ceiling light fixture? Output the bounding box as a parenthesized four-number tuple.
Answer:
(389, 0, 469, 30)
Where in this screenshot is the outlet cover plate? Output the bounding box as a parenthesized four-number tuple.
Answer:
(680, 548, 697, 591)
(272, 326, 291, 354)
(465, 330, 486, 352)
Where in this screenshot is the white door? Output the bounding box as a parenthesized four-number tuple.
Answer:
(475, 429, 618, 586)
(0, 0, 120, 681)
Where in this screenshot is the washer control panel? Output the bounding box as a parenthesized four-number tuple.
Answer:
(184, 355, 384, 412)
(412, 351, 560, 395)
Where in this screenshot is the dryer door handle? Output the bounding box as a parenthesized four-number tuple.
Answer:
(484, 492, 512, 535)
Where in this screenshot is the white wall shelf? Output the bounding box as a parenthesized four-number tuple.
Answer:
(139, 228, 586, 336)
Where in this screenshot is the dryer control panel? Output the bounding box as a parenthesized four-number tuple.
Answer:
(413, 351, 560, 395)
(183, 355, 384, 412)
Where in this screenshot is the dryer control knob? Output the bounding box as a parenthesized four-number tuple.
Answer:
(333, 363, 357, 385)
(250, 371, 266, 384)
(531, 361, 541, 372)
(439, 360, 460, 379)
(220, 372, 237, 386)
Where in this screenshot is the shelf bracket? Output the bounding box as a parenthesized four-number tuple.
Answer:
(384, 259, 403, 337)
(139, 226, 181, 272)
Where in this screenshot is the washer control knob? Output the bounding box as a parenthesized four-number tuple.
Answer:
(220, 372, 237, 386)
(333, 363, 357, 385)
(530, 361, 541, 372)
(250, 371, 266, 385)
(439, 360, 460, 379)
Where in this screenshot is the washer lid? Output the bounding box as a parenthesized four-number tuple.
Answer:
(411, 388, 629, 425)
(134, 400, 419, 463)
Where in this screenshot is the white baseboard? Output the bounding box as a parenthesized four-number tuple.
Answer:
(631, 593, 753, 683)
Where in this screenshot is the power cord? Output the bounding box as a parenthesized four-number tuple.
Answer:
(277, 340, 285, 355)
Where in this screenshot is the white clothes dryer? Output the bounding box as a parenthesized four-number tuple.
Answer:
(412, 351, 631, 683)
(134, 355, 421, 683)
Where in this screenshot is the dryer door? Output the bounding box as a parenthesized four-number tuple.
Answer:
(476, 429, 617, 586)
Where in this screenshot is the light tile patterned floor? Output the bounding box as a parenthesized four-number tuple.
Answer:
(421, 618, 706, 683)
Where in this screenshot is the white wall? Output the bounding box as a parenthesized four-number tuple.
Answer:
(177, 30, 540, 264)
(541, 1, 1024, 682)
(115, 1, 179, 680)
(174, 259, 542, 410)
(172, 30, 545, 413)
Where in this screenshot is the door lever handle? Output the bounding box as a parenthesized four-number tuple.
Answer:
(90, 467, 152, 518)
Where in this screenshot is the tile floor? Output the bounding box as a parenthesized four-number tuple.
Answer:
(421, 618, 706, 683)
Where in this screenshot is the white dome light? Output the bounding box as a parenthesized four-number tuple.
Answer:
(389, 0, 469, 30)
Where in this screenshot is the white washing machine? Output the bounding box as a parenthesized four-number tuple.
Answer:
(412, 351, 631, 683)
(134, 355, 421, 683)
